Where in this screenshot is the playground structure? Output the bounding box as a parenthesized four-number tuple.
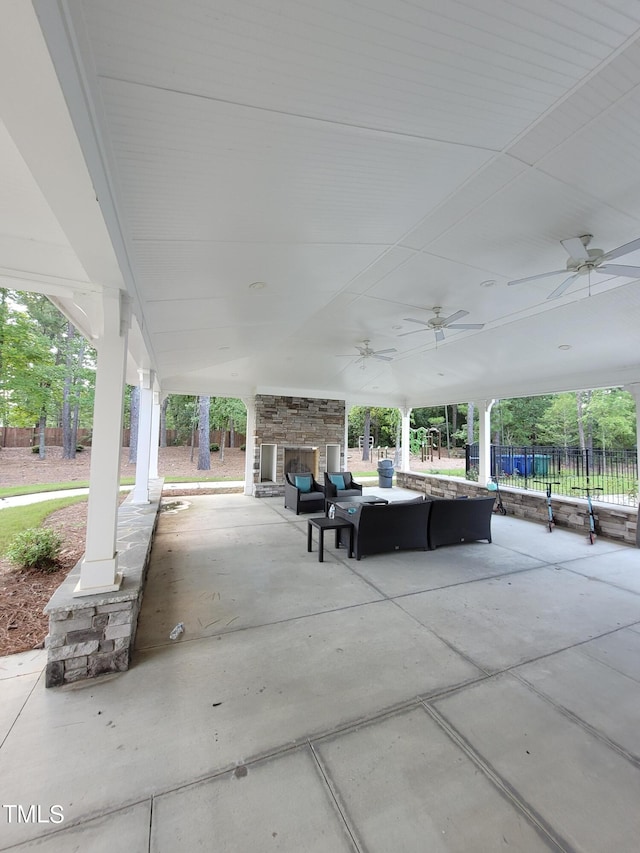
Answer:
(410, 427, 441, 461)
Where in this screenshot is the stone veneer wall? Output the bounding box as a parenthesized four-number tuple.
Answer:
(252, 395, 345, 497)
(43, 480, 163, 687)
(396, 471, 637, 545)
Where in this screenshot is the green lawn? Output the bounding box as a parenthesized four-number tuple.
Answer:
(0, 496, 87, 555)
(0, 473, 242, 499)
(497, 471, 637, 498)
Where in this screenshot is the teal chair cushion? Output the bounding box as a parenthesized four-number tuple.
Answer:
(328, 474, 345, 490)
(294, 474, 312, 493)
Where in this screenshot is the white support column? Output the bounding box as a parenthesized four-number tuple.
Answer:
(75, 292, 130, 596)
(400, 406, 412, 472)
(477, 399, 496, 486)
(624, 382, 640, 547)
(243, 396, 256, 496)
(148, 390, 162, 480)
(131, 369, 155, 504)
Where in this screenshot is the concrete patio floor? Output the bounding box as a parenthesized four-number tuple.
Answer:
(1, 487, 640, 851)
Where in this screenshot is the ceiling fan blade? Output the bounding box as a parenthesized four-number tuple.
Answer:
(398, 327, 429, 337)
(372, 354, 394, 361)
(435, 329, 445, 342)
(373, 348, 397, 355)
(447, 323, 484, 330)
(508, 270, 568, 286)
(403, 317, 430, 326)
(547, 273, 579, 300)
(602, 236, 640, 261)
(441, 309, 468, 325)
(596, 264, 640, 278)
(561, 237, 590, 261)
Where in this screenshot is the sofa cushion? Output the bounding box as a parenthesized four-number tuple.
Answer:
(328, 473, 345, 490)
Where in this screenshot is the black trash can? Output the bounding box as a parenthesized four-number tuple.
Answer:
(377, 458, 394, 488)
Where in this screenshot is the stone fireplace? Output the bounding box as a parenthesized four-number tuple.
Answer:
(252, 395, 345, 497)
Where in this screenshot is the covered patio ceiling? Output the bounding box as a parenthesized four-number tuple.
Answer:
(2, 1, 640, 407)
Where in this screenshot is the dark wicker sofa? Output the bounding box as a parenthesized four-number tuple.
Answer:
(333, 494, 495, 558)
(426, 496, 495, 549)
(334, 497, 429, 560)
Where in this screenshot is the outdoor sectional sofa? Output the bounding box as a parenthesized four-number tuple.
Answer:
(334, 494, 495, 559)
(426, 496, 495, 549)
(334, 496, 429, 560)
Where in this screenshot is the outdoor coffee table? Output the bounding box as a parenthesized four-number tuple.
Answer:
(325, 494, 389, 516)
(307, 516, 353, 562)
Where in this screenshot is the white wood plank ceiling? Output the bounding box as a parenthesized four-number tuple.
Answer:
(2, 0, 640, 405)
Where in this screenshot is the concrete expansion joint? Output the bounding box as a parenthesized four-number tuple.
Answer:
(421, 701, 573, 852)
(509, 670, 640, 772)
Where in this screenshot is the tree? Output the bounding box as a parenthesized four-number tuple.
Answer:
(576, 391, 588, 451)
(467, 402, 475, 445)
(492, 396, 552, 445)
(348, 406, 399, 448)
(8, 294, 67, 456)
(0, 292, 96, 456)
(61, 322, 80, 458)
(586, 388, 636, 450)
(209, 397, 247, 461)
(0, 292, 49, 429)
(129, 385, 140, 463)
(159, 396, 169, 447)
(536, 393, 578, 449)
(165, 394, 198, 445)
(197, 395, 211, 470)
(362, 408, 371, 461)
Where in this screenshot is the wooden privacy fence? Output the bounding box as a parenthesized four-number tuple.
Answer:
(1, 427, 245, 448)
(1, 428, 94, 448)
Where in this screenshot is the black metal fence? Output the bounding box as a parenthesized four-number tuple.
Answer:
(466, 444, 638, 507)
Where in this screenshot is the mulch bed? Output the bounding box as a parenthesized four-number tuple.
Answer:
(0, 502, 89, 657)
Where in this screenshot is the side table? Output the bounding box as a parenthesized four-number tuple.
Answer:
(307, 517, 353, 562)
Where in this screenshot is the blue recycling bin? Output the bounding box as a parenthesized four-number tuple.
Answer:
(377, 458, 394, 488)
(498, 455, 514, 475)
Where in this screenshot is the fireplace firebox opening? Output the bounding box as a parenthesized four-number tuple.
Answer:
(284, 447, 319, 480)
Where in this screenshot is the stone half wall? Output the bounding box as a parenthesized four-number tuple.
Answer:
(43, 480, 163, 687)
(396, 471, 637, 545)
(252, 395, 345, 498)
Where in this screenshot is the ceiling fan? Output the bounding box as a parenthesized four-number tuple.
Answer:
(398, 306, 484, 342)
(508, 234, 640, 299)
(337, 340, 397, 366)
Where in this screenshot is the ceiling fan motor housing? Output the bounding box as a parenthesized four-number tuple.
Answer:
(567, 248, 604, 273)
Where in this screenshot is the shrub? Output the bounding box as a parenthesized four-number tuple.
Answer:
(76, 445, 84, 452)
(240, 444, 246, 451)
(31, 445, 41, 454)
(5, 527, 63, 572)
(209, 443, 220, 452)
